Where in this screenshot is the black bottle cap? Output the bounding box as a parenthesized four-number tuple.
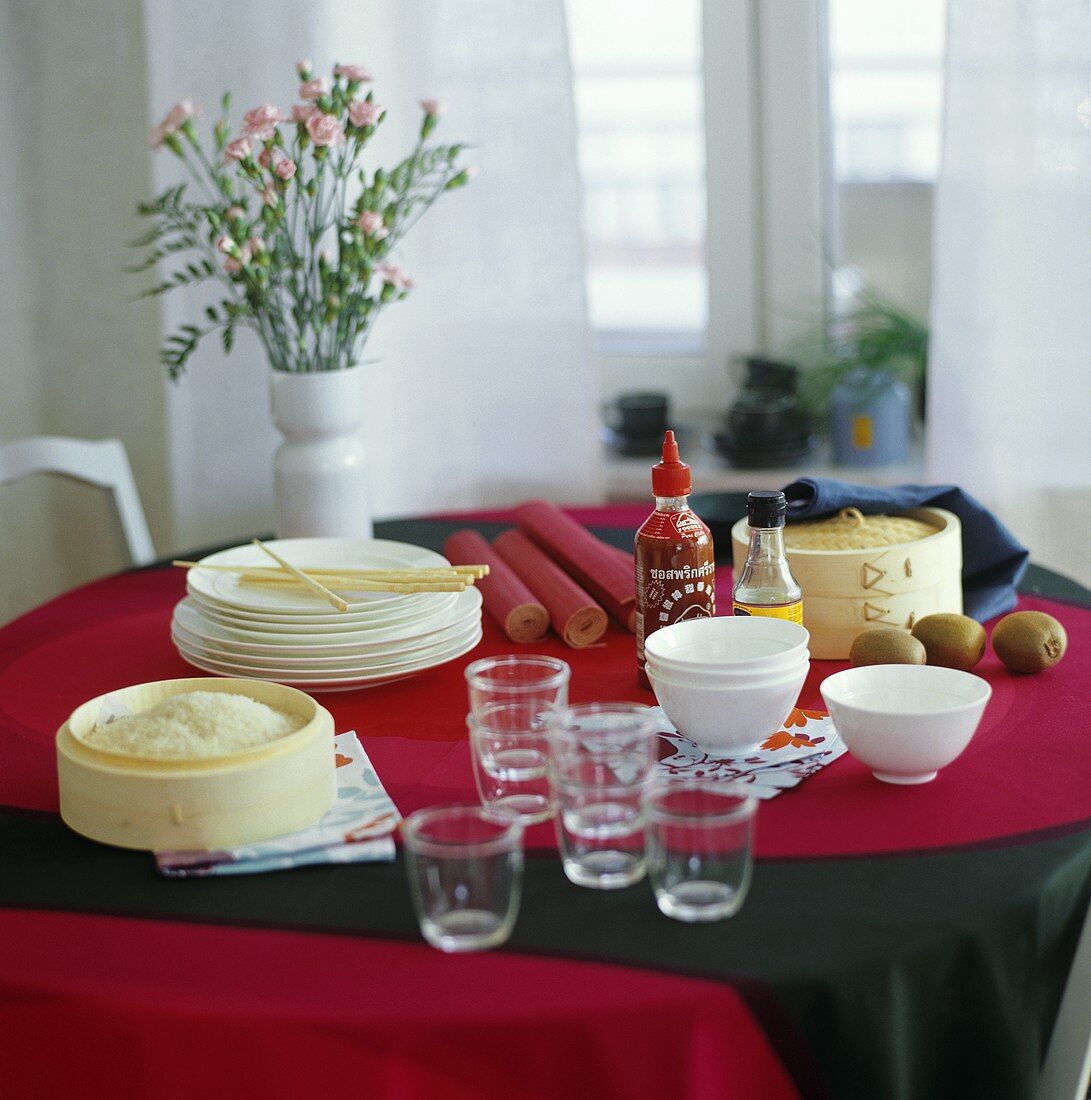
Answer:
(747, 490, 787, 528)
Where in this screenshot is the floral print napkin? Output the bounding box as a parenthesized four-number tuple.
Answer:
(155, 731, 398, 877)
(654, 707, 846, 800)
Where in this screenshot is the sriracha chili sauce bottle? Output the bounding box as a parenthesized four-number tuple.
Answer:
(634, 431, 715, 688)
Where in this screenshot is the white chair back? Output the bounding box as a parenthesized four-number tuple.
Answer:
(0, 436, 155, 567)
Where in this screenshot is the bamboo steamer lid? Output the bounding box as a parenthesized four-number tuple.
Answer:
(731, 507, 963, 659)
(56, 677, 336, 851)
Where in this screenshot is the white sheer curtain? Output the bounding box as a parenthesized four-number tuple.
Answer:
(0, 0, 597, 621)
(927, 0, 1091, 584)
(145, 0, 601, 549)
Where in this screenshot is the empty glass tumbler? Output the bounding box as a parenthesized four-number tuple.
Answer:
(402, 805, 524, 953)
(467, 700, 555, 824)
(547, 703, 659, 890)
(465, 655, 571, 717)
(644, 780, 757, 922)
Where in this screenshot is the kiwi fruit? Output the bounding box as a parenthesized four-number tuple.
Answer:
(911, 613, 987, 671)
(850, 628, 927, 667)
(992, 610, 1067, 673)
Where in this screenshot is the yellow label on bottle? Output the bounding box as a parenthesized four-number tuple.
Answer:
(852, 416, 874, 449)
(732, 600, 804, 624)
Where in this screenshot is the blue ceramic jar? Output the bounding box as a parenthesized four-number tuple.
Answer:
(829, 368, 912, 467)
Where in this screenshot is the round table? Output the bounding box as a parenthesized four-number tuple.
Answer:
(1, 505, 1088, 1100)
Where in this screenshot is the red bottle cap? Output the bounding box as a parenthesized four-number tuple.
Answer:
(651, 430, 691, 497)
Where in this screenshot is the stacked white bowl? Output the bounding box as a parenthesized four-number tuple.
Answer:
(644, 617, 810, 753)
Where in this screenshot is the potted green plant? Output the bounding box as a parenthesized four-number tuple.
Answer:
(796, 290, 928, 467)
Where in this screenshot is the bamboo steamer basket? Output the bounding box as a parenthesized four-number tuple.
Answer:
(57, 677, 336, 851)
(731, 507, 963, 660)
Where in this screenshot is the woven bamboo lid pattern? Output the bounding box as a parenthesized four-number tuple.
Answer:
(784, 508, 939, 550)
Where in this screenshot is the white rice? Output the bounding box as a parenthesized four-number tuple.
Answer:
(85, 691, 300, 758)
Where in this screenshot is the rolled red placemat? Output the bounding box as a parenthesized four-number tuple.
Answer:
(516, 500, 637, 632)
(493, 529, 607, 648)
(444, 529, 549, 644)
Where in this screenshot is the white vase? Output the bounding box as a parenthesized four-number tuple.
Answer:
(269, 364, 373, 539)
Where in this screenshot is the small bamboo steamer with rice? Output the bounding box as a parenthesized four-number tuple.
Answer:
(57, 677, 336, 851)
(731, 507, 962, 659)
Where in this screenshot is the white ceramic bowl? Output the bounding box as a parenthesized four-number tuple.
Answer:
(820, 665, 992, 785)
(645, 616, 809, 675)
(645, 651, 810, 688)
(648, 662, 808, 753)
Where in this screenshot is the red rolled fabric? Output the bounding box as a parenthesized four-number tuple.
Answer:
(516, 500, 637, 632)
(493, 529, 608, 648)
(444, 529, 549, 644)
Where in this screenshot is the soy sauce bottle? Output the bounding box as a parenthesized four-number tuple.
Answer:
(635, 432, 715, 688)
(732, 491, 803, 622)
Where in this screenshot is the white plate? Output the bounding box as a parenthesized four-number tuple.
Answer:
(172, 594, 479, 651)
(187, 538, 450, 616)
(175, 626, 484, 690)
(172, 616, 483, 672)
(185, 581, 455, 627)
(173, 623, 481, 678)
(171, 602, 477, 660)
(186, 593, 458, 635)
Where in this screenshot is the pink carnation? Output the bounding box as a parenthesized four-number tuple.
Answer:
(299, 77, 330, 102)
(296, 59, 312, 79)
(164, 100, 199, 131)
(258, 147, 272, 169)
(305, 112, 345, 147)
(275, 157, 297, 181)
(420, 98, 445, 118)
(150, 100, 199, 148)
(242, 104, 285, 140)
(377, 262, 413, 289)
(291, 104, 318, 124)
(247, 236, 265, 254)
(348, 100, 382, 128)
(224, 244, 251, 274)
(261, 183, 278, 208)
(357, 210, 388, 239)
(334, 64, 373, 82)
(214, 235, 235, 254)
(224, 136, 254, 161)
(224, 205, 244, 221)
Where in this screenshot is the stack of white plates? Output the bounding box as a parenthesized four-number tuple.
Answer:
(171, 538, 484, 693)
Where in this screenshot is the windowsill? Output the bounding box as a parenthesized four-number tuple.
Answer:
(602, 432, 924, 501)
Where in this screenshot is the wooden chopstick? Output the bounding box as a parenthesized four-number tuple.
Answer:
(172, 560, 488, 579)
(237, 574, 468, 594)
(251, 538, 349, 612)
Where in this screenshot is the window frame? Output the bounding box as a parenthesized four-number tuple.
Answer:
(596, 0, 832, 416)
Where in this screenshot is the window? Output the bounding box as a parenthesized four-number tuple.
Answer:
(567, 0, 707, 352)
(829, 0, 946, 183)
(828, 0, 947, 314)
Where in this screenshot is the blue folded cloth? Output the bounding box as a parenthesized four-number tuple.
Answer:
(781, 478, 1029, 622)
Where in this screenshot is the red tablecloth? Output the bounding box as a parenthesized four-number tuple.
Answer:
(0, 908, 797, 1100)
(2, 547, 1088, 858)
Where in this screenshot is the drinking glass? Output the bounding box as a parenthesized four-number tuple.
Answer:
(644, 780, 758, 922)
(467, 700, 555, 824)
(465, 655, 571, 717)
(547, 702, 659, 889)
(402, 805, 523, 953)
